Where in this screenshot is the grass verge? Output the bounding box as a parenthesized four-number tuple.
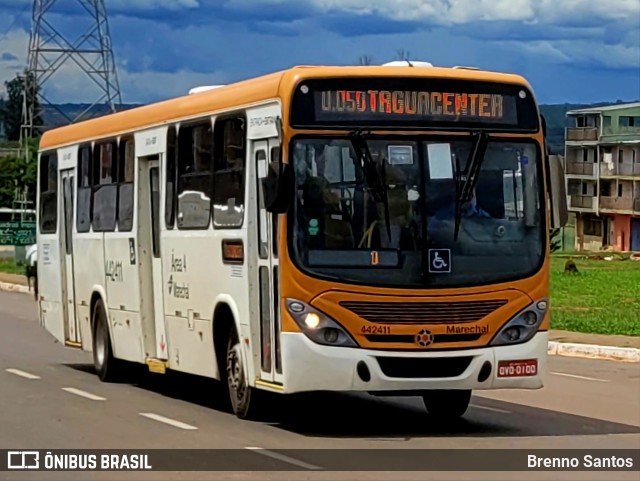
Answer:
(551, 256, 640, 337)
(0, 258, 24, 275)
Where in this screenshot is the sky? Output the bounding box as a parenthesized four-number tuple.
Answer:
(0, 0, 638, 106)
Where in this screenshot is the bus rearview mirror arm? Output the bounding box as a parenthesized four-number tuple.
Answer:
(262, 161, 292, 214)
(541, 114, 568, 230)
(261, 115, 290, 214)
(548, 155, 568, 229)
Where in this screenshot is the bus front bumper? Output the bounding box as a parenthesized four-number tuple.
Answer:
(278, 331, 548, 394)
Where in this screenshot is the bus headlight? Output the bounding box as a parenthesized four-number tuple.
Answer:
(490, 298, 548, 346)
(286, 299, 357, 348)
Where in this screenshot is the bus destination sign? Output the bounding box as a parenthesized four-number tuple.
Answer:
(290, 78, 539, 131)
(319, 90, 507, 121)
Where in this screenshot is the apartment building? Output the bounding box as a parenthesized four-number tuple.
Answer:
(565, 102, 640, 252)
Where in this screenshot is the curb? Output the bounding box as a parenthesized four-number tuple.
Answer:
(0, 281, 31, 295)
(1, 281, 639, 363)
(548, 341, 640, 363)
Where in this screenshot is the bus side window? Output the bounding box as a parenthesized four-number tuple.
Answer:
(212, 116, 246, 228)
(165, 126, 177, 229)
(92, 141, 118, 232)
(117, 137, 135, 232)
(177, 121, 213, 229)
(77, 144, 92, 233)
(39, 151, 58, 234)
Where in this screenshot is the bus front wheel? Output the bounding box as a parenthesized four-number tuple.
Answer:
(92, 299, 124, 382)
(422, 390, 471, 419)
(225, 331, 261, 420)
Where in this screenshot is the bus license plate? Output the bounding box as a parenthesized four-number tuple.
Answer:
(497, 359, 538, 377)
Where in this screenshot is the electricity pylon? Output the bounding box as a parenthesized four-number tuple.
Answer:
(21, 0, 122, 140)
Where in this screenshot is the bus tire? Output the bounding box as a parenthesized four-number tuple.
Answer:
(225, 329, 260, 420)
(92, 299, 124, 382)
(422, 390, 471, 419)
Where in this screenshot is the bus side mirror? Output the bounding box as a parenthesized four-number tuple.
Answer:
(262, 161, 291, 214)
(548, 155, 568, 229)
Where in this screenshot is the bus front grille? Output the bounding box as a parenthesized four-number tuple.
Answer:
(365, 334, 482, 344)
(375, 356, 473, 378)
(340, 300, 507, 324)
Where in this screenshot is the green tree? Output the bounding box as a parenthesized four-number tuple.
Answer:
(0, 137, 39, 208)
(1, 70, 42, 141)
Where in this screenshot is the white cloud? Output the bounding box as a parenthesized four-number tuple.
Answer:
(226, 0, 533, 23)
(108, 0, 200, 11)
(309, 0, 639, 25)
(503, 36, 640, 70)
(0, 0, 637, 106)
(0, 28, 28, 87)
(0, 25, 226, 104)
(533, 0, 640, 24)
(302, 0, 640, 69)
(508, 41, 573, 65)
(118, 68, 227, 103)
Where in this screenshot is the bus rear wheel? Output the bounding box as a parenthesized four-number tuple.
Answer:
(92, 299, 124, 382)
(226, 331, 261, 420)
(422, 390, 471, 419)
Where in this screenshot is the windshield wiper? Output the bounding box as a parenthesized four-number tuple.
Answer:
(349, 130, 392, 244)
(454, 131, 488, 241)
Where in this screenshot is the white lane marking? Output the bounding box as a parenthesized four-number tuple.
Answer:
(550, 371, 609, 383)
(5, 368, 40, 380)
(139, 413, 198, 430)
(470, 404, 512, 414)
(62, 387, 106, 401)
(245, 447, 322, 471)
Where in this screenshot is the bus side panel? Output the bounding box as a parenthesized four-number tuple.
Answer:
(160, 230, 251, 380)
(38, 235, 65, 343)
(161, 232, 217, 378)
(164, 316, 213, 378)
(73, 234, 105, 351)
(103, 234, 145, 363)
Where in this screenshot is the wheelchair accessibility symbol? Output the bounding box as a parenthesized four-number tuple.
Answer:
(428, 249, 451, 273)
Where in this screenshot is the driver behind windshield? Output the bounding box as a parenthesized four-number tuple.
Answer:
(429, 187, 492, 229)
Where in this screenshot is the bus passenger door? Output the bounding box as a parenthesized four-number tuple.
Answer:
(144, 158, 168, 360)
(60, 169, 80, 345)
(255, 139, 283, 385)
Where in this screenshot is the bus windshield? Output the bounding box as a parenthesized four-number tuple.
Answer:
(290, 136, 545, 288)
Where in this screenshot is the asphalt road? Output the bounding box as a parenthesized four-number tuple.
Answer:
(0, 290, 638, 481)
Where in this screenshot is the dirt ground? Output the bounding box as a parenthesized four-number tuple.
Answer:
(0, 272, 28, 286)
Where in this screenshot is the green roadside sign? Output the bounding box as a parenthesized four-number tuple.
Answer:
(0, 221, 37, 246)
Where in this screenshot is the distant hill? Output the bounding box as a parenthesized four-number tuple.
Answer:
(34, 100, 638, 155)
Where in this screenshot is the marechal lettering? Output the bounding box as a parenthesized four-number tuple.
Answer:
(446, 325, 489, 335)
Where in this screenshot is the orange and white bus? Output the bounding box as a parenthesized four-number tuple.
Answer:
(35, 62, 568, 420)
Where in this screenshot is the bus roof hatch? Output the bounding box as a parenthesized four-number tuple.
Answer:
(381, 60, 434, 68)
